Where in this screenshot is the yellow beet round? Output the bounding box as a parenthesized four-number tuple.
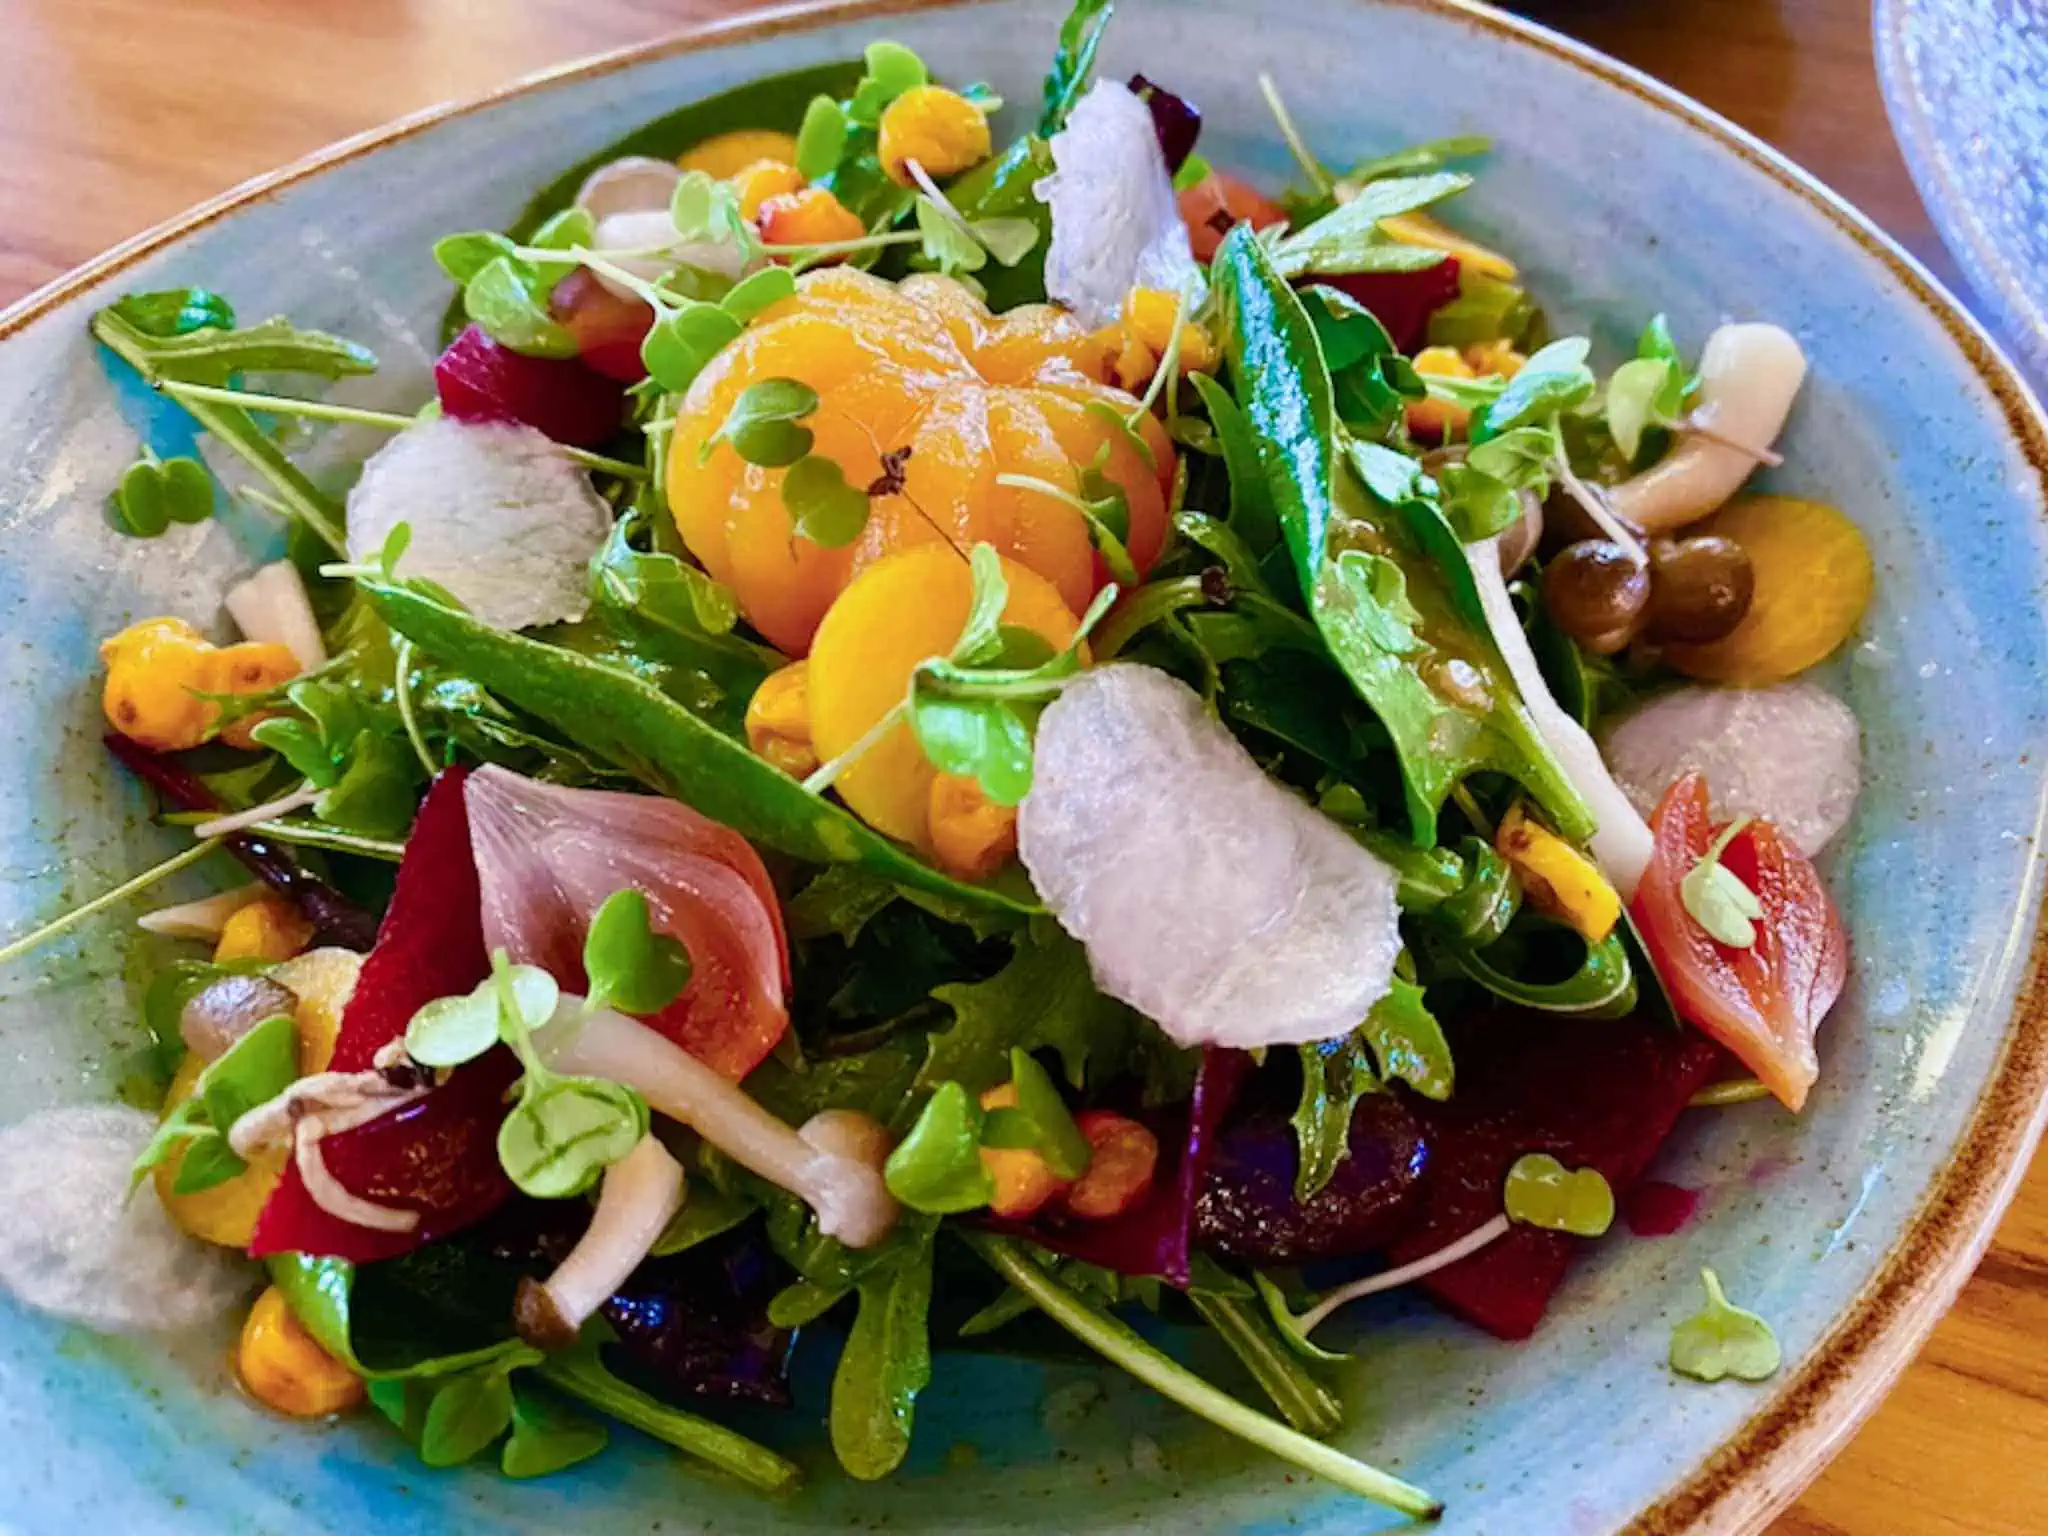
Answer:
(237, 1285, 363, 1418)
(677, 128, 800, 180)
(808, 544, 1078, 846)
(1663, 495, 1874, 685)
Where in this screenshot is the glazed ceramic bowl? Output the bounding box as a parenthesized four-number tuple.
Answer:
(3, 1, 2046, 1532)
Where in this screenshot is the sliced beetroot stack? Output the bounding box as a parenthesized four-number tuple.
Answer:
(435, 324, 627, 449)
(1314, 260, 1463, 355)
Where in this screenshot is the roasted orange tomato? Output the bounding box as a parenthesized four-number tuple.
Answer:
(667, 269, 1174, 655)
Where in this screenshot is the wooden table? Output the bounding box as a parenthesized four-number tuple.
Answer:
(1, 1, 2041, 1530)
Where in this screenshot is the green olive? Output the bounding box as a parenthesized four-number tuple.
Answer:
(1542, 539, 1650, 648)
(1645, 535, 1755, 643)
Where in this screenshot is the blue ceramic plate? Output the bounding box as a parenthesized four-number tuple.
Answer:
(3, 1, 2047, 1531)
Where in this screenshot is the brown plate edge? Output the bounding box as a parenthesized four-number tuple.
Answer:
(4, 2, 2048, 1533)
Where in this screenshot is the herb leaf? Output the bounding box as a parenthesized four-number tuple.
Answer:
(131, 1012, 298, 1195)
(1681, 818, 1763, 948)
(497, 1076, 650, 1200)
(924, 923, 1136, 1093)
(1040, 0, 1115, 135)
(583, 887, 694, 1016)
(1273, 173, 1471, 277)
(829, 1236, 935, 1480)
(783, 455, 873, 548)
(500, 1386, 609, 1479)
(420, 1366, 516, 1467)
(882, 1082, 995, 1214)
(1669, 1268, 1782, 1383)
(1503, 1152, 1615, 1236)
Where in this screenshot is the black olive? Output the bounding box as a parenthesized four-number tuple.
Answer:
(1542, 539, 1651, 644)
(1645, 535, 1755, 643)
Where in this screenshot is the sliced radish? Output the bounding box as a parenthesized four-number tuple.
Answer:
(1600, 682, 1860, 856)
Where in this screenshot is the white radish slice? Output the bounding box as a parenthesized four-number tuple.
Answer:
(589, 208, 752, 297)
(1018, 665, 1402, 1050)
(1599, 682, 1861, 856)
(345, 417, 611, 632)
(1607, 323, 1807, 535)
(224, 560, 326, 673)
(574, 155, 684, 224)
(0, 1105, 253, 1332)
(1465, 535, 1655, 898)
(1038, 81, 1204, 329)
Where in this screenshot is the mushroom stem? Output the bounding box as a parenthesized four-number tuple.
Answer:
(516, 1134, 685, 1349)
(537, 1003, 899, 1249)
(1608, 323, 1806, 534)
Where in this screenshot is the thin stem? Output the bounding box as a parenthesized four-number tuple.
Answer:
(234, 484, 346, 557)
(161, 380, 414, 432)
(392, 638, 437, 776)
(1690, 1077, 1772, 1108)
(1187, 1289, 1344, 1438)
(1094, 575, 1210, 659)
(1682, 415, 1784, 468)
(761, 231, 924, 258)
(193, 785, 320, 840)
(1295, 1215, 1513, 1338)
(561, 249, 672, 313)
(1451, 783, 1495, 839)
(538, 1349, 800, 1495)
(0, 837, 227, 966)
(1552, 454, 1647, 566)
(1132, 285, 1193, 422)
(1257, 73, 1334, 197)
(801, 701, 907, 796)
(167, 379, 646, 482)
(964, 1233, 1439, 1519)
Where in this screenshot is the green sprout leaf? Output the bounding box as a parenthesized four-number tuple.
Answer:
(704, 377, 820, 468)
(914, 195, 988, 276)
(434, 231, 518, 285)
(420, 1365, 517, 1468)
(669, 171, 754, 252)
(782, 454, 873, 548)
(847, 40, 929, 127)
(796, 95, 851, 181)
(641, 303, 745, 395)
(405, 965, 558, 1069)
(498, 1076, 651, 1201)
(130, 1012, 298, 1194)
(1681, 818, 1763, 948)
(971, 216, 1041, 268)
(110, 454, 214, 537)
(882, 1081, 995, 1214)
(464, 256, 578, 359)
(583, 887, 694, 1017)
(1605, 357, 1681, 462)
(1469, 336, 1596, 443)
(953, 542, 1011, 666)
(1669, 1268, 1782, 1383)
(1003, 1047, 1092, 1179)
(1503, 1152, 1615, 1237)
(721, 266, 798, 325)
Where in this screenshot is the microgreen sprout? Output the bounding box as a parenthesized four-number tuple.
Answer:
(1668, 1268, 1782, 1383)
(1256, 73, 1333, 197)
(1681, 817, 1763, 948)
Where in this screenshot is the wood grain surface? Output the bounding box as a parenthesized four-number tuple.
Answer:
(0, 0, 2040, 1531)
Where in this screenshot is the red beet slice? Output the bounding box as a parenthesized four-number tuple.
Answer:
(434, 323, 626, 448)
(1388, 1011, 1723, 1340)
(1316, 257, 1462, 355)
(1194, 1092, 1428, 1264)
(249, 768, 516, 1263)
(989, 1047, 1251, 1287)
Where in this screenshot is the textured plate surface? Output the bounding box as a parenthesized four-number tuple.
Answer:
(1877, 0, 2048, 382)
(2, 1, 2047, 1532)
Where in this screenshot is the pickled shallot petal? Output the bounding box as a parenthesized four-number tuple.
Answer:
(345, 416, 612, 632)
(466, 767, 790, 1081)
(1018, 666, 1401, 1049)
(1600, 682, 1860, 856)
(1039, 81, 1204, 328)
(0, 1106, 252, 1332)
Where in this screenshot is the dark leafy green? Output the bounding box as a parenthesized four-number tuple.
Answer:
(923, 923, 1139, 1093)
(830, 1236, 936, 1481)
(364, 577, 1036, 916)
(1040, 0, 1114, 134)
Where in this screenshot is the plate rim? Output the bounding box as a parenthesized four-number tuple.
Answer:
(6, 2, 2048, 1532)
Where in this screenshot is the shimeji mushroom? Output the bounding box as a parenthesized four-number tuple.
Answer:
(514, 1133, 686, 1349)
(1608, 323, 1807, 535)
(537, 1003, 900, 1250)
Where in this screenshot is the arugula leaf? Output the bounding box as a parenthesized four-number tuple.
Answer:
(109, 288, 236, 338)
(1339, 134, 1491, 186)
(365, 576, 1038, 916)
(1187, 372, 1280, 558)
(1426, 272, 1538, 350)
(830, 1236, 936, 1480)
(1291, 1033, 1379, 1201)
(314, 729, 419, 839)
(1359, 974, 1453, 1099)
(583, 888, 693, 1016)
(1272, 173, 1471, 278)
(1297, 285, 1423, 438)
(924, 922, 1137, 1092)
(1040, 0, 1115, 134)
(1185, 1287, 1344, 1437)
(650, 1180, 759, 1258)
(786, 864, 901, 945)
(1215, 232, 1596, 848)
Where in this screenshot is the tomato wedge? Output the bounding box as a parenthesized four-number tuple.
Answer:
(1630, 772, 1848, 1110)
(465, 766, 791, 1081)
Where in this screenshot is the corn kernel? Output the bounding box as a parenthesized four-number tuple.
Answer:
(732, 158, 807, 221)
(1465, 339, 1527, 379)
(745, 660, 818, 778)
(756, 187, 867, 259)
(976, 1082, 1070, 1219)
(877, 85, 992, 186)
(1378, 210, 1518, 282)
(926, 774, 1017, 880)
(237, 1286, 364, 1418)
(1061, 1112, 1159, 1221)
(1495, 802, 1620, 943)
(1122, 288, 1218, 375)
(678, 128, 801, 180)
(1405, 345, 1478, 441)
(213, 896, 315, 964)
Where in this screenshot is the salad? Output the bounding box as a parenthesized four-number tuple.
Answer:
(0, 0, 1874, 1518)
